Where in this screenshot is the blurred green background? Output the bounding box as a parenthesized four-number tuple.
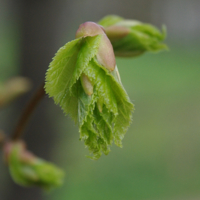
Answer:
(48, 47, 200, 200)
(0, 0, 200, 200)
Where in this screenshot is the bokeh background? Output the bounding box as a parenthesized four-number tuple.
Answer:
(0, 0, 200, 200)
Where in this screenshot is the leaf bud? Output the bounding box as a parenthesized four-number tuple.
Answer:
(99, 15, 168, 57)
(76, 21, 116, 71)
(80, 73, 93, 96)
(45, 20, 134, 159)
(96, 34, 116, 71)
(75, 21, 104, 38)
(3, 141, 64, 190)
(103, 25, 130, 42)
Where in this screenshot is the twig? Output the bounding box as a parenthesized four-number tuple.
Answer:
(12, 82, 46, 140)
(0, 130, 5, 147)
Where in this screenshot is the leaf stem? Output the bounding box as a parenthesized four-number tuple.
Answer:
(12, 82, 46, 140)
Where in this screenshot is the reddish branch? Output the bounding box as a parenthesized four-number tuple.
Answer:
(12, 82, 46, 140)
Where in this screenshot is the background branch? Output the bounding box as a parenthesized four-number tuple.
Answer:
(12, 82, 45, 141)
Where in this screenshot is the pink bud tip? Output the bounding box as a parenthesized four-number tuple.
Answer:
(97, 34, 116, 71)
(76, 22, 105, 38)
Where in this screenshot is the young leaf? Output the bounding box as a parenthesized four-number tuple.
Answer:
(45, 22, 134, 159)
(99, 15, 168, 57)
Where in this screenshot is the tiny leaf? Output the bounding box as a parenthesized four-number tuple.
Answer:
(99, 15, 168, 57)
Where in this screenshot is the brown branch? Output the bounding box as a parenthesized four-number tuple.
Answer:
(0, 130, 6, 147)
(12, 82, 46, 140)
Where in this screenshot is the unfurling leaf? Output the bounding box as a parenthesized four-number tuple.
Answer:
(45, 22, 134, 159)
(4, 141, 64, 190)
(99, 15, 168, 57)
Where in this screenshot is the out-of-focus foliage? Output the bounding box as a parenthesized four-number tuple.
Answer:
(0, 77, 31, 108)
(4, 141, 64, 190)
(49, 46, 200, 200)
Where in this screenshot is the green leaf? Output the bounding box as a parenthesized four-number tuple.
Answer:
(45, 32, 134, 159)
(45, 35, 102, 123)
(82, 58, 134, 154)
(99, 15, 168, 57)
